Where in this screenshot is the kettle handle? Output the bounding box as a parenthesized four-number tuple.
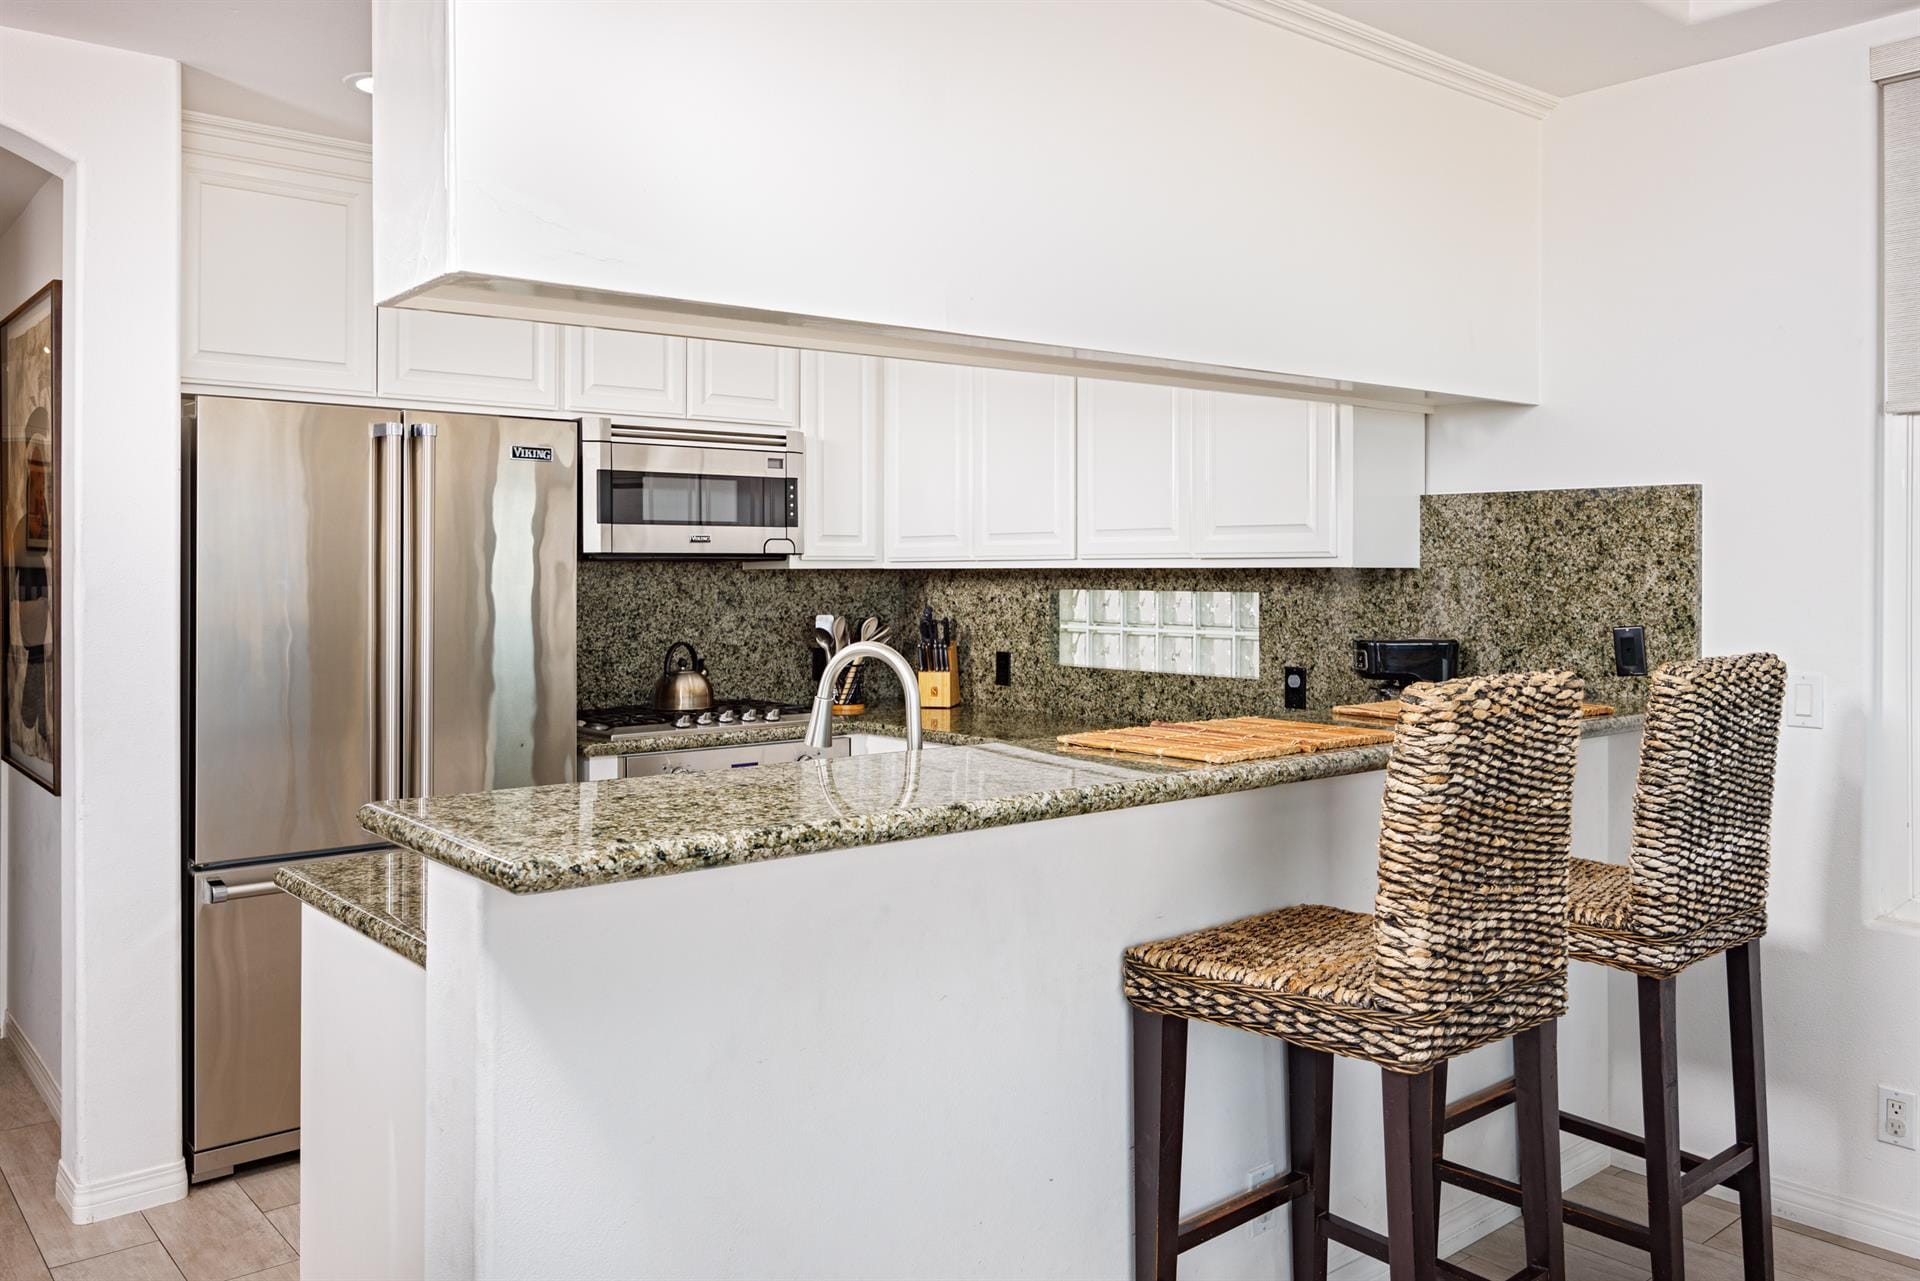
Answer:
(663, 640, 703, 674)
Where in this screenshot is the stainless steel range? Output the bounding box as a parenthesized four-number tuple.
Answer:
(578, 698, 811, 740)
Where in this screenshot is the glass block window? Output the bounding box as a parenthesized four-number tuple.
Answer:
(1057, 590, 1260, 679)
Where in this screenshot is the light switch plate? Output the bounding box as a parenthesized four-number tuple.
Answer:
(1786, 672, 1825, 729)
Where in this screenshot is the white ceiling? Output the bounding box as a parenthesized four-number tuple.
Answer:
(0, 0, 370, 141)
(1309, 0, 1920, 97)
(0, 147, 53, 236)
(0, 0, 1913, 157)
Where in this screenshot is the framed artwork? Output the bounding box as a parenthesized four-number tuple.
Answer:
(0, 281, 59, 794)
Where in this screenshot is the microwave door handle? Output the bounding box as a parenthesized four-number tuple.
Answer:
(410, 422, 437, 799)
(372, 423, 407, 801)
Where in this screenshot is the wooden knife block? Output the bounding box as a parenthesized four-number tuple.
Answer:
(917, 671, 961, 709)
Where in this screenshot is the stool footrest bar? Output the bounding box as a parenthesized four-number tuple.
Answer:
(1175, 1171, 1308, 1254)
(1443, 1077, 1519, 1132)
(1679, 1141, 1754, 1204)
(1558, 1110, 1708, 1170)
(1437, 1159, 1649, 1250)
(1323, 1212, 1488, 1281)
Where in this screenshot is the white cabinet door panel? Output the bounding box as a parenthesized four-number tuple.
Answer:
(799, 352, 882, 562)
(688, 340, 800, 425)
(564, 329, 687, 416)
(882, 360, 971, 560)
(1076, 378, 1188, 558)
(182, 155, 374, 392)
(1192, 392, 1337, 558)
(378, 309, 560, 408)
(974, 369, 1074, 560)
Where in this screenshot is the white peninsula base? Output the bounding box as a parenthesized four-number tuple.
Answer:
(379, 731, 1633, 1280)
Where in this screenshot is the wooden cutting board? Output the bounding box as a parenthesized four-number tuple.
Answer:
(1330, 700, 1617, 725)
(1056, 716, 1393, 765)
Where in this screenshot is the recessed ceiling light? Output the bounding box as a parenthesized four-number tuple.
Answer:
(343, 72, 374, 94)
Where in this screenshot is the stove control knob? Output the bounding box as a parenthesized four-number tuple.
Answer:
(674, 714, 694, 729)
(740, 708, 759, 722)
(717, 709, 737, 724)
(764, 708, 782, 722)
(696, 711, 715, 725)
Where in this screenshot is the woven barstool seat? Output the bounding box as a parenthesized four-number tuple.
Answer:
(1125, 902, 1569, 1072)
(1125, 670, 1587, 1281)
(1567, 858, 1767, 977)
(1439, 652, 1788, 1281)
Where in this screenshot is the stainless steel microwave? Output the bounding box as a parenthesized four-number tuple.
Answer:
(580, 418, 802, 559)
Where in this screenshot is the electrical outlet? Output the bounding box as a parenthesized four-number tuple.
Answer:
(1880, 1086, 1917, 1149)
(1247, 1163, 1278, 1233)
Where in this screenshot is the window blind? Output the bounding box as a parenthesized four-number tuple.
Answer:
(1878, 37, 1920, 412)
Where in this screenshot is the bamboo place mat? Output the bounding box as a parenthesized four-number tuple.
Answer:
(1056, 716, 1393, 765)
(1330, 700, 1617, 725)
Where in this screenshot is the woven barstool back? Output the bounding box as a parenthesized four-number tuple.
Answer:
(1370, 670, 1586, 1020)
(1623, 652, 1786, 939)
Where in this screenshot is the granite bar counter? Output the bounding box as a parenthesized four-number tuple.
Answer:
(368, 707, 1642, 897)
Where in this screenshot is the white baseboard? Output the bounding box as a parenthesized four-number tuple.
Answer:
(3, 1012, 60, 1119)
(1610, 1154, 1920, 1262)
(1328, 1137, 1613, 1280)
(55, 1155, 188, 1224)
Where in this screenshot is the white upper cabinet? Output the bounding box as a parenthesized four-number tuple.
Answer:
(181, 118, 375, 393)
(973, 369, 1075, 560)
(564, 329, 687, 417)
(377, 308, 561, 409)
(1076, 378, 1189, 559)
(687, 340, 800, 426)
(882, 360, 972, 561)
(1191, 391, 1337, 559)
(798, 352, 883, 563)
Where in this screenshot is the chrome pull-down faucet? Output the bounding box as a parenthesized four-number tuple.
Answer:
(803, 641, 922, 753)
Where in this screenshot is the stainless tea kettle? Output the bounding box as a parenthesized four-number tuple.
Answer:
(652, 641, 715, 712)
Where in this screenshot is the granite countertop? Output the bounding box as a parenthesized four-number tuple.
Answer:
(362, 706, 1643, 898)
(277, 850, 427, 967)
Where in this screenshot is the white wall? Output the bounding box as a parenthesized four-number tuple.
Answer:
(0, 171, 65, 1090)
(0, 27, 184, 1220)
(1428, 9, 1920, 1252)
(377, 0, 1544, 403)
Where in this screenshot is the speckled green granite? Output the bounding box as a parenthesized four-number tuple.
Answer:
(387, 709, 1642, 896)
(277, 852, 426, 966)
(578, 486, 1699, 718)
(577, 561, 917, 708)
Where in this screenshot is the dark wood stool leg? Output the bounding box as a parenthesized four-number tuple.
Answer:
(1132, 1010, 1189, 1281)
(1514, 1022, 1567, 1281)
(1639, 975, 1686, 1281)
(1287, 1044, 1334, 1281)
(1727, 944, 1775, 1280)
(1430, 1059, 1449, 1218)
(1382, 1067, 1440, 1281)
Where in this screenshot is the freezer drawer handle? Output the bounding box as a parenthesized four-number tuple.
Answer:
(204, 879, 285, 905)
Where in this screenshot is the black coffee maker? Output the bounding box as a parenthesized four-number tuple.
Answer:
(1353, 639, 1460, 699)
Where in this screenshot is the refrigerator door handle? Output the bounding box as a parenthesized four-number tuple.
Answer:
(410, 421, 437, 798)
(372, 421, 407, 800)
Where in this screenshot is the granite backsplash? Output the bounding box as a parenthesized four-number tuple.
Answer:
(578, 485, 1700, 717)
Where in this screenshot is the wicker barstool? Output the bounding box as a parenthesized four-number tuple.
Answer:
(1437, 653, 1787, 1281)
(1124, 670, 1587, 1281)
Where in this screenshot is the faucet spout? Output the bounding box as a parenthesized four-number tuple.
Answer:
(804, 641, 922, 752)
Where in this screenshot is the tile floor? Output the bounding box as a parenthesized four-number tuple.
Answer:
(0, 1040, 296, 1281)
(1449, 1166, 1920, 1281)
(0, 1031, 1907, 1281)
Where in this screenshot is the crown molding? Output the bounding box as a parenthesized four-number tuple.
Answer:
(181, 110, 371, 178)
(1208, 0, 1560, 120)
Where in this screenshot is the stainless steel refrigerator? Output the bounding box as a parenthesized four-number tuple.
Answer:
(182, 395, 576, 1178)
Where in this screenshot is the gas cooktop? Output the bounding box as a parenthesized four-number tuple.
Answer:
(577, 699, 812, 740)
